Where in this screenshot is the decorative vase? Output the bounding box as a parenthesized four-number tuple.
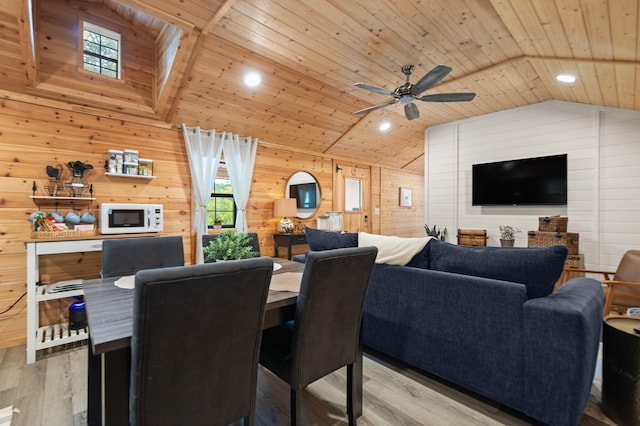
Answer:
(500, 239, 515, 247)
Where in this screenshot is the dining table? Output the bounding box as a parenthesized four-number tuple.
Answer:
(84, 258, 363, 425)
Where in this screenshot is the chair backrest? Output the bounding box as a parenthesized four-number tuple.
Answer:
(101, 236, 184, 278)
(613, 250, 640, 307)
(202, 232, 261, 262)
(129, 257, 273, 425)
(290, 246, 377, 389)
(615, 250, 640, 282)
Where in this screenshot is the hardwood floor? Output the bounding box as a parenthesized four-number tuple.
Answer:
(0, 344, 614, 425)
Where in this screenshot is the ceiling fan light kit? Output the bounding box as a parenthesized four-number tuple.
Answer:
(353, 65, 476, 120)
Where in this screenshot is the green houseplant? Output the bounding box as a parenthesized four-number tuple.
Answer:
(424, 224, 448, 241)
(499, 225, 520, 247)
(203, 231, 255, 261)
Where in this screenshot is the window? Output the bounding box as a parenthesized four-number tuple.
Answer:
(207, 177, 236, 228)
(82, 22, 121, 79)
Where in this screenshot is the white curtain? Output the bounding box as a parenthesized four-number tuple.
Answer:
(222, 133, 259, 233)
(182, 124, 224, 264)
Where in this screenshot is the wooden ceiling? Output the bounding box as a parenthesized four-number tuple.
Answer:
(8, 0, 640, 173)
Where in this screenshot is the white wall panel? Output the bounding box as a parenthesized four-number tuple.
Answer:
(425, 100, 640, 271)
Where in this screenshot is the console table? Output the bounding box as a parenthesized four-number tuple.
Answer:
(273, 233, 307, 260)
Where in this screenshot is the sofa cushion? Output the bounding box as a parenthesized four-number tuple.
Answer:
(405, 242, 432, 269)
(426, 239, 568, 299)
(304, 227, 358, 251)
(358, 232, 432, 266)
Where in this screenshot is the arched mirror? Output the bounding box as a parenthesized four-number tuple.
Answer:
(285, 171, 321, 219)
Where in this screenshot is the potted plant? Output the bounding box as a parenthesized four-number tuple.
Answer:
(424, 224, 448, 241)
(203, 231, 255, 261)
(499, 225, 520, 247)
(213, 217, 223, 229)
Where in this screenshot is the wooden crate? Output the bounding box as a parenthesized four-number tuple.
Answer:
(457, 229, 487, 246)
(539, 216, 568, 232)
(528, 231, 579, 255)
(555, 254, 585, 290)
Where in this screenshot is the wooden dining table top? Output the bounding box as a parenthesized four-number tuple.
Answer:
(83, 258, 304, 355)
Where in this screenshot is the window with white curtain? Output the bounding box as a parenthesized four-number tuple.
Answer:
(207, 176, 236, 228)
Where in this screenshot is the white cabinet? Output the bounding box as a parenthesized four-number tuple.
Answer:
(25, 238, 104, 363)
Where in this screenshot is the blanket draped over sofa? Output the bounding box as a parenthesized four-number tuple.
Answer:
(302, 228, 604, 426)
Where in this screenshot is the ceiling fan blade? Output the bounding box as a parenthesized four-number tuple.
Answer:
(353, 82, 396, 97)
(354, 100, 398, 115)
(404, 103, 420, 120)
(410, 65, 452, 96)
(419, 92, 476, 102)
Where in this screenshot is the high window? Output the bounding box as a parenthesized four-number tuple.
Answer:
(82, 22, 121, 79)
(207, 173, 236, 228)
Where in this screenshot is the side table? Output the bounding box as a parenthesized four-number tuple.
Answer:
(602, 315, 640, 426)
(273, 233, 307, 260)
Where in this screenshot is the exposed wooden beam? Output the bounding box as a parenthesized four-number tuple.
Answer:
(154, 27, 196, 116)
(402, 153, 424, 171)
(107, 0, 194, 31)
(203, 0, 238, 34)
(165, 0, 237, 123)
(530, 55, 640, 67)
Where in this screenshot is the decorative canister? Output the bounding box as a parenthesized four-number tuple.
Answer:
(123, 163, 138, 175)
(138, 158, 153, 176)
(123, 149, 139, 164)
(108, 149, 123, 174)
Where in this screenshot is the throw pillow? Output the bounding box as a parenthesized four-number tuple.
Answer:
(304, 227, 358, 251)
(358, 232, 432, 265)
(426, 239, 568, 299)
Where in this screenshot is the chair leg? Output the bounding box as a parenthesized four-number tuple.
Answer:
(291, 388, 299, 426)
(243, 414, 254, 426)
(347, 363, 356, 425)
(603, 285, 615, 317)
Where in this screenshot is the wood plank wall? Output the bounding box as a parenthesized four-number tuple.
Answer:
(0, 94, 424, 350)
(33, 0, 158, 117)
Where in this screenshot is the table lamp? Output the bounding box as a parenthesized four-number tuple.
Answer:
(274, 198, 297, 233)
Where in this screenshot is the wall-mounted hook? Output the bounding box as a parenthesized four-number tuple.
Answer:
(335, 164, 342, 173)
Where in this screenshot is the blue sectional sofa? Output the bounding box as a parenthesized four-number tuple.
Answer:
(302, 228, 604, 426)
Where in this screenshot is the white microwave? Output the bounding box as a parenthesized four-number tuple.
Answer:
(100, 203, 163, 234)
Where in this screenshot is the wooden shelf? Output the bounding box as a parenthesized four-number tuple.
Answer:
(35, 323, 88, 350)
(30, 195, 95, 202)
(104, 172, 156, 179)
(36, 280, 84, 301)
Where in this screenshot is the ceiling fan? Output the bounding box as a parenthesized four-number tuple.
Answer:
(353, 65, 476, 120)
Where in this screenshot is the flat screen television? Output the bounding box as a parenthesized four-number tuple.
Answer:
(289, 182, 317, 209)
(472, 154, 567, 206)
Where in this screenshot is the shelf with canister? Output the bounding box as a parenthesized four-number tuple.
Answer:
(104, 148, 156, 179)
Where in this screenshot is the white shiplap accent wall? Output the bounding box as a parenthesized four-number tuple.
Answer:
(425, 100, 640, 271)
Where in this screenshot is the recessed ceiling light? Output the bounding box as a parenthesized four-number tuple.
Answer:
(379, 121, 391, 132)
(243, 71, 262, 87)
(556, 73, 576, 83)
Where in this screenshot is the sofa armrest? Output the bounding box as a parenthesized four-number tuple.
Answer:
(521, 277, 604, 425)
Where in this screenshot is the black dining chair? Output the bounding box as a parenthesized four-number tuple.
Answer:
(202, 232, 261, 262)
(129, 257, 274, 426)
(101, 235, 185, 277)
(259, 246, 378, 425)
